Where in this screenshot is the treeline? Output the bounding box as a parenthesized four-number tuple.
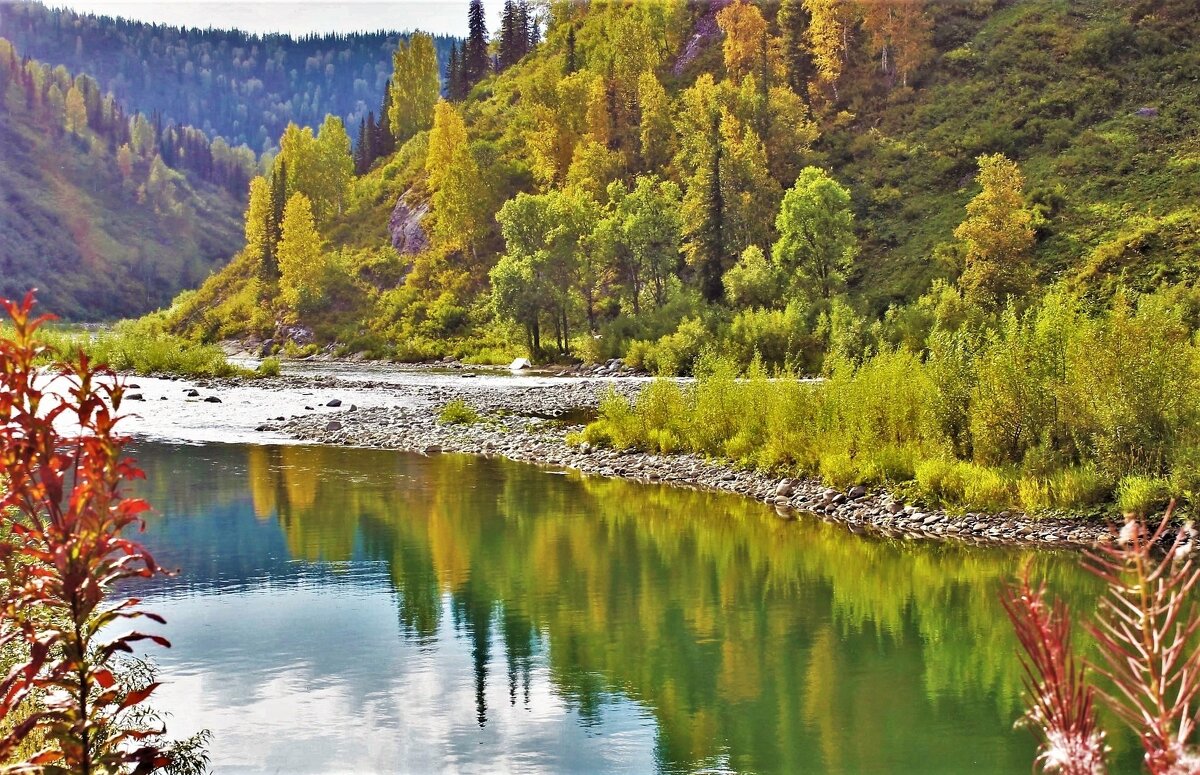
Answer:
(0, 0, 457, 152)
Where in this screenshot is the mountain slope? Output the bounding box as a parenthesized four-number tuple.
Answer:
(0, 1, 457, 151)
(167, 0, 1200, 363)
(0, 42, 244, 319)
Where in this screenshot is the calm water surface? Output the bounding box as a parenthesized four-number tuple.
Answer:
(129, 442, 1139, 774)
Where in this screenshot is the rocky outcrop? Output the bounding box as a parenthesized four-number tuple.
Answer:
(673, 0, 731, 76)
(389, 188, 430, 255)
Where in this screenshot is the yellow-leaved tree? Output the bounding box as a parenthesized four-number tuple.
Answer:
(954, 153, 1037, 308)
(716, 0, 768, 84)
(426, 101, 487, 256)
(389, 32, 441, 145)
(804, 0, 854, 98)
(278, 192, 326, 315)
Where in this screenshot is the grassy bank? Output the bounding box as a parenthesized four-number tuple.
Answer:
(580, 287, 1200, 517)
(10, 316, 257, 378)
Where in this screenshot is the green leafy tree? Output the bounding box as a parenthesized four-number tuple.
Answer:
(493, 189, 600, 354)
(772, 166, 857, 302)
(954, 153, 1037, 309)
(596, 175, 683, 314)
(723, 244, 778, 308)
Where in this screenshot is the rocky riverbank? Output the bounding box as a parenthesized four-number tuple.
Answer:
(260, 377, 1116, 548)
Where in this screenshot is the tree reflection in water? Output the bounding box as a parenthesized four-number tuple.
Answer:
(132, 442, 1140, 774)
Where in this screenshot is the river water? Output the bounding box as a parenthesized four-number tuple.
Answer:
(125, 440, 1141, 774)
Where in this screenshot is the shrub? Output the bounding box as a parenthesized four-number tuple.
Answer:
(635, 379, 688, 451)
(914, 458, 965, 506)
(256, 356, 282, 377)
(1115, 475, 1171, 516)
(1050, 466, 1110, 510)
(860, 445, 917, 485)
(438, 399, 480, 425)
(819, 451, 859, 490)
(1018, 476, 1053, 513)
(0, 293, 179, 770)
(960, 464, 1016, 512)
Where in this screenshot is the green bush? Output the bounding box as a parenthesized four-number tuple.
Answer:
(914, 458, 964, 506)
(1116, 475, 1171, 516)
(819, 451, 859, 490)
(959, 464, 1015, 513)
(1050, 466, 1110, 510)
(256, 357, 282, 377)
(438, 399, 481, 425)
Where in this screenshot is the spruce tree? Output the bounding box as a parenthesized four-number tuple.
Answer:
(777, 0, 814, 96)
(446, 41, 461, 99)
(564, 26, 577, 75)
(499, 0, 517, 70)
(376, 79, 395, 157)
(517, 1, 532, 57)
(265, 160, 288, 279)
(464, 0, 489, 86)
(354, 116, 367, 174)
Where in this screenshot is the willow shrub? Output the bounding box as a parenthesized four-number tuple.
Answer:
(583, 286, 1200, 514)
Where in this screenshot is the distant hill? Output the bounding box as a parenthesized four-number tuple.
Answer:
(0, 1, 457, 152)
(0, 39, 246, 320)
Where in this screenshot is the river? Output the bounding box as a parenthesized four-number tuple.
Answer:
(124, 437, 1142, 774)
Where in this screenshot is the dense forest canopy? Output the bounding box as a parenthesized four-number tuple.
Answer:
(0, 0, 458, 151)
(165, 0, 1200, 374)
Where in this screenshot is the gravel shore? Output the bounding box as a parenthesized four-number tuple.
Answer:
(246, 371, 1117, 549)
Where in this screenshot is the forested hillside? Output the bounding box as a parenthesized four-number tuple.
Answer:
(0, 39, 249, 319)
(165, 0, 1200, 371)
(0, 1, 457, 152)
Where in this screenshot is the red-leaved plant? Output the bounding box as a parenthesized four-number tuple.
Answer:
(0, 292, 172, 773)
(1005, 503, 1200, 775)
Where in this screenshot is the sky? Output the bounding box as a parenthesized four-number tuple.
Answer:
(45, 1, 503, 37)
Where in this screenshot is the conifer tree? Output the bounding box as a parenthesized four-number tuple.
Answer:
(564, 25, 578, 75)
(376, 80, 395, 158)
(354, 117, 368, 174)
(499, 0, 518, 70)
(777, 0, 813, 96)
(463, 0, 489, 87)
(446, 41, 462, 99)
(683, 109, 725, 302)
(267, 159, 288, 272)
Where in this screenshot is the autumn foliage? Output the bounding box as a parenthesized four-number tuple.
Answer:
(0, 292, 172, 772)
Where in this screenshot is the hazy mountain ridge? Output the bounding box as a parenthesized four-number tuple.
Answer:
(0, 1, 458, 152)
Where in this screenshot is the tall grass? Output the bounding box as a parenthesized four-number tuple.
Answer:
(9, 317, 251, 378)
(582, 288, 1200, 515)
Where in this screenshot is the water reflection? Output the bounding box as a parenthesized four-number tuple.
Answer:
(130, 442, 1137, 774)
